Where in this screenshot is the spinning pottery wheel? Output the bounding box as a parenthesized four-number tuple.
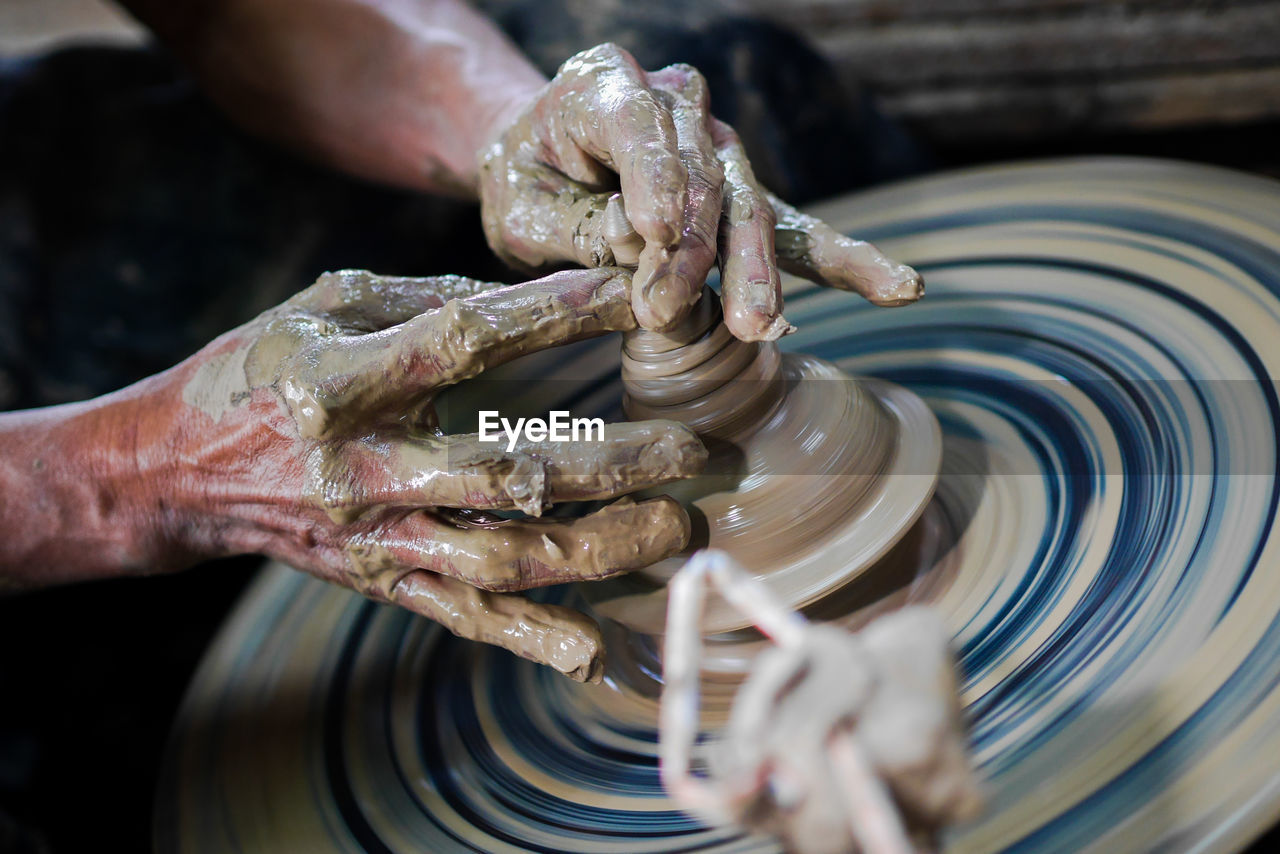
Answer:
(156, 159, 1280, 853)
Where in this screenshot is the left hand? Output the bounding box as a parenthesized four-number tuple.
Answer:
(478, 43, 924, 343)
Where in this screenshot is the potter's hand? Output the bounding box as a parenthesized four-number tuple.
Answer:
(183, 267, 707, 680)
(0, 268, 704, 678)
(479, 43, 923, 343)
(164, 268, 705, 681)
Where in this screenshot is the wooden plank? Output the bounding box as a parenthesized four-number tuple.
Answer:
(879, 65, 1280, 137)
(810, 5, 1280, 87)
(720, 0, 1280, 134)
(725, 0, 1273, 26)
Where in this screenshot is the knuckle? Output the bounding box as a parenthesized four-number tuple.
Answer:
(589, 41, 623, 59)
(725, 188, 776, 230)
(617, 89, 664, 124)
(559, 42, 630, 81)
(642, 141, 681, 170)
(682, 67, 711, 101)
(272, 355, 346, 441)
(637, 145, 687, 192)
(300, 442, 361, 516)
(301, 269, 386, 315)
(424, 274, 485, 301)
(654, 63, 709, 104)
(698, 156, 726, 189)
(593, 41, 633, 66)
(297, 271, 343, 308)
(438, 300, 500, 354)
(471, 554, 524, 591)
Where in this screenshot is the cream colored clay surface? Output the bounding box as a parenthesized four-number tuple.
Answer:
(155, 159, 1280, 854)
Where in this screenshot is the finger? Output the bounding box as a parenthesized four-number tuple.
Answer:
(350, 495, 691, 592)
(632, 66, 724, 331)
(319, 420, 707, 518)
(293, 268, 636, 433)
(602, 192, 645, 267)
(769, 192, 924, 306)
(291, 269, 508, 328)
(480, 161, 625, 271)
(550, 44, 686, 249)
(709, 120, 792, 342)
(391, 571, 607, 682)
(396, 267, 637, 388)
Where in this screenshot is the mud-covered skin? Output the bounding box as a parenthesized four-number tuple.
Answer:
(0, 267, 707, 682)
(769, 192, 925, 308)
(479, 43, 924, 343)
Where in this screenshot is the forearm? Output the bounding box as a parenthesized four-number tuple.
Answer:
(118, 0, 547, 195)
(0, 382, 185, 589)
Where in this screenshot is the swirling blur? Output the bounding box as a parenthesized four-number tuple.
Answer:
(157, 159, 1280, 854)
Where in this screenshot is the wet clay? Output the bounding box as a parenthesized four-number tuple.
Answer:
(584, 286, 942, 634)
(769, 192, 925, 308)
(479, 42, 906, 341)
(394, 569, 608, 682)
(171, 267, 705, 682)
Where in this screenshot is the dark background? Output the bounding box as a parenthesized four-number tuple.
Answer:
(2, 1, 1279, 851)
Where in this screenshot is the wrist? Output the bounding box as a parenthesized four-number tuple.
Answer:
(433, 52, 544, 195)
(477, 82, 543, 152)
(0, 380, 187, 585)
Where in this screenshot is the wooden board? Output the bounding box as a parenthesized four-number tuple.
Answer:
(724, 0, 1280, 138)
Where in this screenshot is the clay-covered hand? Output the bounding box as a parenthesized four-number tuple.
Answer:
(478, 43, 922, 343)
(159, 267, 706, 682)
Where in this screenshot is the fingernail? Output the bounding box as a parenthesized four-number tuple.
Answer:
(548, 631, 603, 683)
(874, 265, 925, 306)
(895, 262, 924, 293)
(737, 278, 781, 313)
(641, 272, 695, 330)
(911, 268, 926, 297)
(726, 302, 794, 342)
(756, 313, 797, 341)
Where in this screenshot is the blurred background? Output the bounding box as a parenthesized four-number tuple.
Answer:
(4, 0, 1279, 174)
(0, 0, 141, 54)
(1, 1, 1278, 852)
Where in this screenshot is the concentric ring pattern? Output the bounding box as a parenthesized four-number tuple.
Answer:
(156, 159, 1280, 853)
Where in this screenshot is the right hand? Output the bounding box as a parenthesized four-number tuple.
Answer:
(477, 43, 924, 342)
(140, 267, 707, 682)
